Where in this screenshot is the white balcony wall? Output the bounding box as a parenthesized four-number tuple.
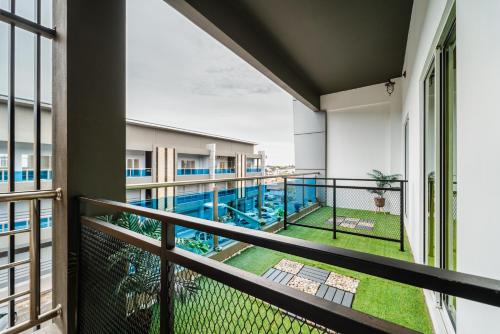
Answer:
(401, 0, 500, 332)
(293, 100, 326, 175)
(177, 153, 209, 169)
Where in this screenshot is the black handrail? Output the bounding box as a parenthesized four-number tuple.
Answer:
(81, 216, 417, 334)
(80, 197, 500, 308)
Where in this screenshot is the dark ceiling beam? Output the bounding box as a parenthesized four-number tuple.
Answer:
(165, 0, 321, 111)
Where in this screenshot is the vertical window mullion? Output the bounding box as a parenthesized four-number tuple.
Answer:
(32, 0, 42, 327)
(7, 0, 16, 328)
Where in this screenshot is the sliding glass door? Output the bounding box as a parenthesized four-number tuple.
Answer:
(442, 25, 457, 324)
(422, 13, 456, 327)
(424, 64, 436, 267)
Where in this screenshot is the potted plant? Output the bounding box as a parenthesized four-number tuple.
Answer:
(367, 169, 401, 212)
(277, 208, 285, 222)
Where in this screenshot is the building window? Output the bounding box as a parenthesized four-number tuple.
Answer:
(41, 156, 52, 170)
(422, 12, 456, 327)
(21, 154, 34, 169)
(181, 160, 195, 169)
(0, 154, 7, 168)
(127, 158, 140, 169)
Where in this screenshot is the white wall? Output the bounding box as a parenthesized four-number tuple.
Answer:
(456, 1, 500, 333)
(293, 100, 325, 175)
(402, 0, 500, 333)
(322, 80, 403, 179)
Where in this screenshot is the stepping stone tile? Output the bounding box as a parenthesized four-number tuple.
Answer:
(332, 289, 345, 304)
(268, 269, 281, 281)
(323, 286, 337, 302)
(280, 273, 294, 285)
(262, 260, 357, 310)
(341, 292, 354, 307)
(298, 271, 325, 283)
(274, 271, 287, 283)
(315, 284, 329, 298)
(263, 268, 277, 279)
(287, 276, 320, 295)
(274, 259, 304, 274)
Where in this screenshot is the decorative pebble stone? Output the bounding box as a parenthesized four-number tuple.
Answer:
(287, 276, 320, 295)
(325, 272, 360, 293)
(274, 259, 304, 275)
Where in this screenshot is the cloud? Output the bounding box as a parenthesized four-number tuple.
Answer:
(126, 0, 294, 165)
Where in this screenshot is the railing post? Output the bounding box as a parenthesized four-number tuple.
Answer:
(212, 186, 219, 250)
(333, 179, 337, 239)
(283, 177, 288, 230)
(257, 179, 263, 219)
(302, 176, 305, 208)
(29, 199, 41, 322)
(160, 220, 175, 334)
(400, 181, 405, 252)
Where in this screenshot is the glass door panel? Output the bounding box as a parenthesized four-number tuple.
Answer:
(424, 65, 436, 267)
(443, 27, 457, 323)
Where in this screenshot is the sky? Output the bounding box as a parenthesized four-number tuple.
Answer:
(0, 0, 295, 165)
(126, 0, 295, 165)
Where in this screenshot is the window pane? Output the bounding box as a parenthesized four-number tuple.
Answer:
(444, 28, 457, 323)
(424, 65, 436, 267)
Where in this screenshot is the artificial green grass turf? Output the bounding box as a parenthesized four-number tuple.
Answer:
(225, 207, 434, 334)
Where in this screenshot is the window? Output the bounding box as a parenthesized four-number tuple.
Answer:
(21, 154, 34, 169)
(41, 156, 51, 170)
(181, 160, 195, 169)
(127, 158, 140, 169)
(0, 154, 7, 168)
(442, 24, 457, 324)
(424, 64, 436, 267)
(422, 12, 456, 327)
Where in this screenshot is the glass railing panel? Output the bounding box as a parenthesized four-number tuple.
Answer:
(246, 167, 261, 173)
(125, 168, 152, 177)
(214, 168, 235, 174)
(176, 168, 210, 176)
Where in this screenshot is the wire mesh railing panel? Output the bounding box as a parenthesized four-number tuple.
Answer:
(335, 186, 401, 242)
(79, 225, 160, 334)
(165, 265, 327, 334)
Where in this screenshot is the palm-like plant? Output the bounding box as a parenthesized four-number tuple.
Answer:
(99, 213, 202, 320)
(367, 169, 402, 199)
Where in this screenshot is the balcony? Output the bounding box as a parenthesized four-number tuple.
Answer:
(125, 168, 152, 178)
(246, 167, 262, 173)
(215, 168, 235, 174)
(78, 186, 500, 334)
(0, 170, 53, 182)
(176, 168, 210, 176)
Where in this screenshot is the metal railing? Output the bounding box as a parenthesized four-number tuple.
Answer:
(0, 189, 63, 334)
(284, 177, 407, 251)
(79, 196, 500, 334)
(126, 172, 318, 190)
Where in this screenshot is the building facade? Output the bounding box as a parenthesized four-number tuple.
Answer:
(293, 2, 500, 333)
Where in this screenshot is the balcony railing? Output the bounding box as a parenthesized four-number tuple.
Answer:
(214, 168, 235, 174)
(0, 190, 62, 333)
(125, 168, 152, 178)
(246, 167, 262, 173)
(0, 169, 53, 182)
(177, 168, 210, 176)
(79, 196, 500, 334)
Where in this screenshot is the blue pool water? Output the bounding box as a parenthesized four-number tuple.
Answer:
(129, 181, 318, 253)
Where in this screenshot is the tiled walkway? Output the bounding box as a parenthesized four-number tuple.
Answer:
(262, 260, 358, 308)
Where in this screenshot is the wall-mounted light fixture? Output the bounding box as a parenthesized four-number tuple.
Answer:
(385, 79, 396, 96)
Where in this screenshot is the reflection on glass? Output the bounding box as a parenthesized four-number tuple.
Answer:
(444, 28, 457, 324)
(424, 65, 436, 267)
